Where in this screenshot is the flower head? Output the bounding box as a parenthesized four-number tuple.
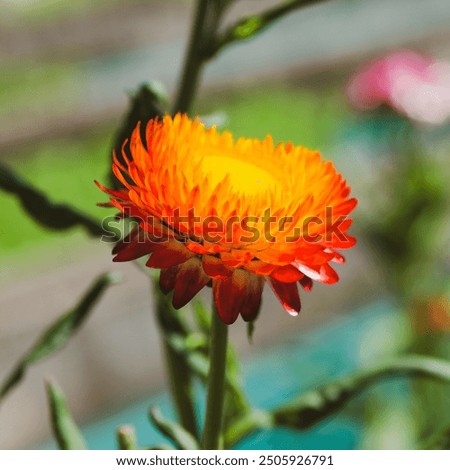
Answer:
(347, 50, 450, 125)
(97, 114, 356, 324)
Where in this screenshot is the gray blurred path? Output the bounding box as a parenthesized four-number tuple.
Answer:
(1, 0, 450, 149)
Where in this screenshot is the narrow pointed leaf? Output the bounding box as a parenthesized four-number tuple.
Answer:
(154, 289, 191, 336)
(46, 379, 86, 450)
(149, 407, 199, 450)
(273, 355, 450, 430)
(210, 0, 326, 57)
(117, 425, 138, 450)
(0, 163, 106, 237)
(0, 272, 121, 401)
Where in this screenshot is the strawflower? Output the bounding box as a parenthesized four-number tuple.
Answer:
(347, 50, 450, 125)
(97, 114, 356, 324)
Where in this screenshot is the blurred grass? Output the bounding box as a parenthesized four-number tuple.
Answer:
(0, 84, 348, 261)
(0, 61, 81, 116)
(198, 85, 346, 151)
(1, 0, 134, 26)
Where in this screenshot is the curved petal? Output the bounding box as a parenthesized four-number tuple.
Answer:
(172, 258, 209, 309)
(270, 265, 303, 282)
(112, 227, 138, 255)
(269, 279, 301, 316)
(213, 270, 249, 324)
(95, 180, 130, 201)
(299, 275, 313, 292)
(202, 255, 232, 279)
(159, 265, 180, 294)
(240, 274, 265, 322)
(113, 237, 157, 262)
(295, 262, 339, 284)
(146, 241, 194, 268)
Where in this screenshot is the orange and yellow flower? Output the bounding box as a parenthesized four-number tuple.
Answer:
(97, 114, 357, 324)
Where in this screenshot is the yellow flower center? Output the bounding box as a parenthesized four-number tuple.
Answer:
(202, 154, 277, 195)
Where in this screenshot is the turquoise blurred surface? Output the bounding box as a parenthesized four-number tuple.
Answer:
(40, 300, 408, 450)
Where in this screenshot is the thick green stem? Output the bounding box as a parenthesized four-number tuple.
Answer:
(172, 0, 209, 114)
(201, 305, 229, 449)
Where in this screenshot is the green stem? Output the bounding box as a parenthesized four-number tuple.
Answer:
(201, 304, 229, 449)
(211, 0, 326, 56)
(116, 425, 138, 450)
(152, 281, 198, 439)
(172, 0, 209, 114)
(163, 339, 199, 438)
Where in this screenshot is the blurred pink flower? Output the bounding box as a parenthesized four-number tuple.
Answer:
(347, 50, 450, 125)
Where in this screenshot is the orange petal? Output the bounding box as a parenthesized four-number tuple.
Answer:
(245, 260, 275, 276)
(270, 265, 303, 282)
(240, 274, 265, 322)
(186, 241, 208, 255)
(333, 234, 357, 249)
(172, 258, 209, 309)
(220, 251, 244, 268)
(146, 241, 194, 268)
(296, 263, 339, 284)
(159, 265, 180, 294)
(213, 270, 248, 324)
(269, 279, 301, 316)
(334, 197, 358, 214)
(112, 227, 138, 255)
(203, 255, 233, 279)
(299, 276, 313, 292)
(255, 249, 296, 266)
(113, 237, 157, 262)
(327, 250, 345, 264)
(95, 180, 130, 201)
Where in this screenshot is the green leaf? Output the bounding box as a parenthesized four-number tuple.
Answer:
(116, 425, 138, 450)
(0, 163, 105, 237)
(210, 0, 326, 57)
(273, 355, 450, 430)
(46, 379, 87, 450)
(148, 407, 199, 450)
(0, 272, 121, 401)
(153, 289, 191, 336)
(224, 409, 273, 449)
(165, 333, 209, 379)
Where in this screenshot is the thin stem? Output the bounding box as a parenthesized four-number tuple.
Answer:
(152, 282, 198, 439)
(172, 0, 209, 114)
(210, 0, 326, 57)
(116, 425, 138, 450)
(201, 304, 229, 449)
(163, 339, 199, 438)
